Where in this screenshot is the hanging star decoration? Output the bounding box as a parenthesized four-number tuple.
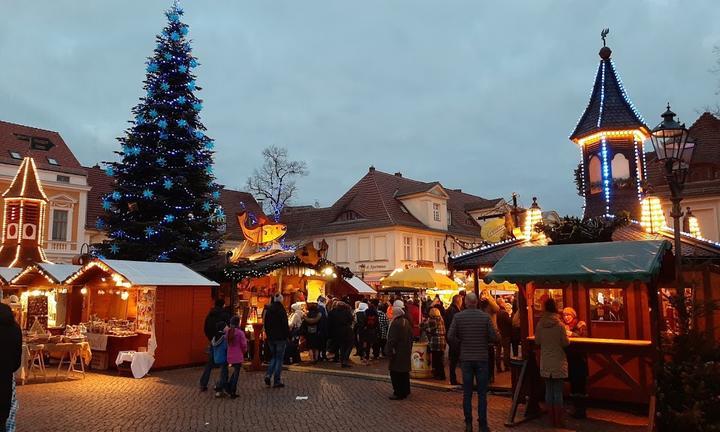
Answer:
(187, 80, 196, 90)
(163, 179, 173, 189)
(181, 26, 189, 36)
(178, 65, 187, 73)
(110, 244, 120, 255)
(163, 52, 172, 61)
(212, 190, 220, 200)
(135, 115, 146, 125)
(126, 146, 141, 156)
(215, 208, 225, 219)
(144, 226, 155, 237)
(170, 31, 180, 41)
(112, 191, 122, 201)
(205, 166, 214, 174)
(105, 166, 114, 176)
(102, 200, 112, 210)
(184, 154, 195, 163)
(199, 239, 209, 250)
(177, 96, 187, 104)
(168, 12, 180, 22)
(156, 157, 167, 167)
(202, 201, 211, 211)
(194, 130, 204, 139)
(146, 62, 159, 73)
(164, 214, 175, 223)
(147, 89, 154, 98)
(149, 109, 158, 118)
(192, 102, 202, 111)
(143, 189, 154, 198)
(204, 140, 215, 150)
(158, 252, 170, 262)
(95, 218, 105, 229)
(159, 132, 169, 140)
(160, 82, 170, 91)
(158, 119, 168, 129)
(190, 59, 198, 68)
(177, 119, 188, 127)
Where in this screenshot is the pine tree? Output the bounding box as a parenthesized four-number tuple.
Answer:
(97, 1, 222, 263)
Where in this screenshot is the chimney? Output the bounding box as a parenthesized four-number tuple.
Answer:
(394, 172, 402, 177)
(369, 165, 375, 172)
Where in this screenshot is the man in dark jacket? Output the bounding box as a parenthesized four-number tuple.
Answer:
(328, 301, 354, 368)
(385, 301, 413, 400)
(0, 303, 21, 429)
(199, 299, 231, 391)
(448, 293, 497, 432)
(264, 293, 289, 387)
(445, 294, 463, 384)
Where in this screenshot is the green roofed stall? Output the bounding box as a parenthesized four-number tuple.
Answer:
(486, 240, 672, 284)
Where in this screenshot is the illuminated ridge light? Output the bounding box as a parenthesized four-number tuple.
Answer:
(641, 197, 666, 233)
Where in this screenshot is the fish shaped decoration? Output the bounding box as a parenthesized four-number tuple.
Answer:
(236, 211, 287, 244)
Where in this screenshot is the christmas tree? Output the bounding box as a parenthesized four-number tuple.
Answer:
(97, 1, 222, 263)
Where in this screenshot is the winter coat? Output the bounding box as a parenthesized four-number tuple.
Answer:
(406, 303, 421, 338)
(225, 326, 248, 365)
(447, 308, 497, 362)
(203, 306, 231, 341)
(328, 303, 354, 343)
(444, 304, 461, 335)
(497, 308, 513, 339)
(264, 302, 290, 341)
(377, 310, 389, 340)
(535, 312, 570, 379)
(426, 316, 446, 352)
(385, 315, 413, 372)
(0, 304, 21, 423)
(288, 303, 305, 332)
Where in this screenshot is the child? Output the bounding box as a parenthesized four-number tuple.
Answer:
(225, 316, 247, 399)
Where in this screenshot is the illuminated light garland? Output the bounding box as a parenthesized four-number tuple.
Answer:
(597, 60, 606, 127)
(640, 197, 666, 234)
(523, 197, 543, 239)
(609, 59, 648, 125)
(579, 146, 587, 210)
(601, 139, 611, 215)
(634, 141, 644, 201)
(687, 214, 701, 238)
(576, 129, 648, 147)
(450, 238, 527, 260)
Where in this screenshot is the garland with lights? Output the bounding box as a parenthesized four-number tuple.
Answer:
(224, 256, 353, 281)
(96, 2, 221, 263)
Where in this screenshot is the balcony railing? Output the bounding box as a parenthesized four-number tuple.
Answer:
(43, 241, 78, 253)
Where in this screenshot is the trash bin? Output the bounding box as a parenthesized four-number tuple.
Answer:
(410, 341, 431, 379)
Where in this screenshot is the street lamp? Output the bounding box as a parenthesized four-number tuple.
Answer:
(358, 263, 366, 280)
(649, 103, 695, 334)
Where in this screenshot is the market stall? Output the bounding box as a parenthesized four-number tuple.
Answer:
(63, 258, 218, 372)
(487, 239, 671, 411)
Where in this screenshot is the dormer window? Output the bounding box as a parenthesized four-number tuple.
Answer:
(336, 210, 362, 222)
(47, 157, 59, 166)
(31, 138, 53, 151)
(8, 151, 22, 160)
(433, 203, 441, 222)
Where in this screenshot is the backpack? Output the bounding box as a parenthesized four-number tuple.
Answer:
(212, 335, 227, 364)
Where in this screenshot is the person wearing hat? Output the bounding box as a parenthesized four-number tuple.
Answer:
(264, 293, 289, 388)
(426, 307, 446, 380)
(385, 301, 413, 400)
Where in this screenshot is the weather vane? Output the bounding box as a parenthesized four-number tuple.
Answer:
(601, 28, 610, 47)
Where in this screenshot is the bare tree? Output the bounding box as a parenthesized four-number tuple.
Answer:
(246, 145, 308, 221)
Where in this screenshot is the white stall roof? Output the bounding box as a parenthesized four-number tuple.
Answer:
(98, 259, 219, 287)
(347, 276, 376, 294)
(37, 264, 81, 283)
(0, 267, 20, 283)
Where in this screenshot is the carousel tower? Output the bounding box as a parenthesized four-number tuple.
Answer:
(0, 157, 50, 267)
(570, 30, 650, 219)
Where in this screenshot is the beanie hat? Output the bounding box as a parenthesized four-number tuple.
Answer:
(273, 293, 284, 303)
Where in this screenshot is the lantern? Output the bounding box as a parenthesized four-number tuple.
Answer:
(523, 197, 542, 239)
(649, 104, 694, 185)
(640, 196, 666, 234)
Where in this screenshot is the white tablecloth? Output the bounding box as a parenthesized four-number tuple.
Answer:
(86, 333, 108, 351)
(115, 351, 154, 379)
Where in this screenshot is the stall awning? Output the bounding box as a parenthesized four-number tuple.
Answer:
(346, 276, 376, 294)
(12, 263, 81, 284)
(0, 267, 20, 284)
(487, 240, 672, 284)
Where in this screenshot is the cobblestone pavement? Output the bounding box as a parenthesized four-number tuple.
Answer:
(16, 368, 647, 432)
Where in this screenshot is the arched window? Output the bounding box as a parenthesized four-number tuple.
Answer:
(611, 154, 630, 180)
(588, 155, 602, 194)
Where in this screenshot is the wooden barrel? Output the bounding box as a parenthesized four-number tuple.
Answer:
(409, 341, 431, 379)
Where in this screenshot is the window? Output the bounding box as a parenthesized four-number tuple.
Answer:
(336, 239, 348, 263)
(433, 203, 441, 222)
(416, 238, 424, 261)
(611, 154, 630, 179)
(8, 151, 22, 160)
(589, 288, 625, 322)
(434, 240, 442, 262)
(403, 236, 412, 261)
(56, 175, 70, 183)
(374, 236, 387, 260)
(588, 155, 602, 193)
(47, 157, 59, 166)
(447, 210, 452, 225)
(51, 210, 68, 242)
(30, 138, 53, 151)
(358, 237, 370, 261)
(533, 288, 564, 312)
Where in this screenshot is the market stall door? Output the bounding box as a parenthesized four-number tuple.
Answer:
(155, 287, 195, 368)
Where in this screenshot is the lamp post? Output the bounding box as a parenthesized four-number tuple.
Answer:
(649, 104, 695, 335)
(358, 263, 366, 280)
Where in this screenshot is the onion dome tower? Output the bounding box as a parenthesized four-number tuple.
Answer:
(570, 30, 650, 219)
(0, 157, 50, 267)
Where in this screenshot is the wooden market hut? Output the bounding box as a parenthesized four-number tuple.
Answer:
(486, 240, 672, 410)
(62, 258, 219, 369)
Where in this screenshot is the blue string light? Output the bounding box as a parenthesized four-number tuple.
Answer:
(601, 138, 610, 215)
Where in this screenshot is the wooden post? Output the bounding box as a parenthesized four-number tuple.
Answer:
(250, 322, 264, 371)
(473, 268, 480, 297)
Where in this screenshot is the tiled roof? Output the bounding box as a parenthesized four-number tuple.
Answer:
(0, 120, 85, 175)
(569, 47, 648, 141)
(282, 168, 501, 239)
(646, 112, 720, 198)
(3, 157, 48, 200)
(449, 222, 720, 271)
(84, 166, 264, 241)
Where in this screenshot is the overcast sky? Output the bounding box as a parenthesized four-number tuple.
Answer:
(1, 0, 719, 216)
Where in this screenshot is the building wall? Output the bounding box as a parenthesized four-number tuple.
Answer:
(399, 193, 449, 231)
(0, 165, 90, 263)
(660, 195, 720, 242)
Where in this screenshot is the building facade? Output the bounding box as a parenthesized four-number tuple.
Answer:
(282, 167, 507, 285)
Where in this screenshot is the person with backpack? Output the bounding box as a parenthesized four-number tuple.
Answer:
(200, 299, 231, 392)
(224, 316, 247, 399)
(210, 321, 229, 398)
(371, 299, 388, 359)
